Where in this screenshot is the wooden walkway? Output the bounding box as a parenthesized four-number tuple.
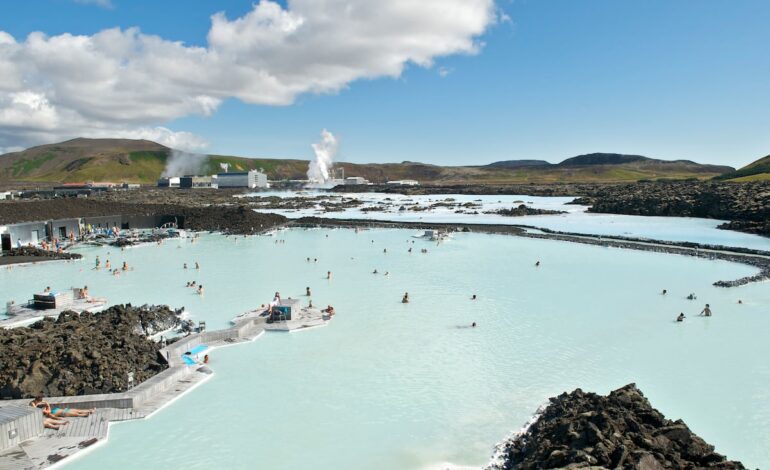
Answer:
(0, 318, 268, 469)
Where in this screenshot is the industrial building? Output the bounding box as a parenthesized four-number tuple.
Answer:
(343, 176, 370, 185)
(216, 170, 268, 189)
(157, 177, 181, 188)
(385, 179, 420, 186)
(179, 175, 218, 189)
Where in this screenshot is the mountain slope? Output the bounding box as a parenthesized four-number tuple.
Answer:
(0, 138, 735, 184)
(0, 138, 171, 183)
(714, 155, 770, 182)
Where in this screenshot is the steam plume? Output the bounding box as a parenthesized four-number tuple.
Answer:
(307, 129, 338, 183)
(162, 149, 208, 177)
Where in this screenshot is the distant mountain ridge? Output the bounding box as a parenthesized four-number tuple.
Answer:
(483, 159, 551, 169)
(0, 138, 736, 185)
(714, 154, 770, 182)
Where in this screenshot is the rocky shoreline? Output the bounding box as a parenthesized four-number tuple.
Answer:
(487, 384, 746, 469)
(292, 217, 770, 287)
(0, 198, 287, 235)
(0, 304, 184, 399)
(0, 246, 82, 265)
(335, 181, 770, 237)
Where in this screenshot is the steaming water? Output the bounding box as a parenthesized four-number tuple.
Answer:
(2, 227, 769, 469)
(247, 191, 770, 251)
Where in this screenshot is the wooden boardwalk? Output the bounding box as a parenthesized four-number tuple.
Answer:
(0, 318, 267, 469)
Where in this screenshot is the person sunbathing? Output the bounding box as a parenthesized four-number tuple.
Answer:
(31, 396, 94, 417)
(43, 415, 69, 430)
(49, 405, 94, 417)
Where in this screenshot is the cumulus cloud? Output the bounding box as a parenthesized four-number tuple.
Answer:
(0, 0, 498, 151)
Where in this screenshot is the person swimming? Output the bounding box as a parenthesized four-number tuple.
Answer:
(408, 247, 412, 253)
(535, 261, 540, 267)
(738, 299, 743, 304)
(676, 312, 685, 322)
(700, 304, 712, 316)
(686, 293, 696, 300)
(472, 322, 477, 327)
(661, 289, 667, 295)
(402, 292, 409, 303)
(323, 305, 335, 316)
(471, 294, 477, 300)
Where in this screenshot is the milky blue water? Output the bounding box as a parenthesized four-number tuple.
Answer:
(248, 191, 770, 251)
(2, 226, 769, 469)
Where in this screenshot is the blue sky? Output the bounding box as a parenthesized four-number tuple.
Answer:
(1, 0, 769, 167)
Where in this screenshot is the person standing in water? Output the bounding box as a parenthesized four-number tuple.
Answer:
(95, 256, 101, 269)
(306, 287, 312, 296)
(535, 261, 540, 267)
(327, 271, 332, 280)
(402, 292, 409, 303)
(676, 313, 685, 322)
(661, 289, 667, 295)
(700, 304, 712, 316)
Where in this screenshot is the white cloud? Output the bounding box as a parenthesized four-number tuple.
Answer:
(0, 0, 498, 152)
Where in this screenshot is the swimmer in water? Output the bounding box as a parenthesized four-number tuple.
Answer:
(676, 312, 685, 322)
(383, 248, 387, 254)
(700, 304, 712, 317)
(183, 263, 187, 269)
(535, 261, 540, 267)
(471, 294, 477, 300)
(384, 271, 389, 276)
(408, 248, 412, 253)
(402, 292, 409, 303)
(661, 289, 667, 295)
(372, 269, 378, 274)
(472, 322, 477, 327)
(738, 299, 743, 304)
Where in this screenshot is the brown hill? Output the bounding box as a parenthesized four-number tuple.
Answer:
(0, 138, 735, 185)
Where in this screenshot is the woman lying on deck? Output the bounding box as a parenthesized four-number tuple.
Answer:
(29, 396, 95, 417)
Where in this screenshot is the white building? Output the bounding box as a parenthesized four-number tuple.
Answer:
(157, 177, 181, 188)
(385, 179, 420, 186)
(216, 170, 268, 189)
(344, 176, 370, 185)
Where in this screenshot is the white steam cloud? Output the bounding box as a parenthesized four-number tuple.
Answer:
(307, 129, 338, 183)
(162, 149, 209, 177)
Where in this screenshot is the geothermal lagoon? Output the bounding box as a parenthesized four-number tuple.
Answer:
(2, 200, 769, 469)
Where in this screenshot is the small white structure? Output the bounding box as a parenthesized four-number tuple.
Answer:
(157, 177, 181, 188)
(216, 170, 268, 189)
(344, 176, 370, 185)
(386, 179, 420, 186)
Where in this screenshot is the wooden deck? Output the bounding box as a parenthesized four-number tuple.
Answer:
(0, 318, 268, 469)
(1, 297, 107, 329)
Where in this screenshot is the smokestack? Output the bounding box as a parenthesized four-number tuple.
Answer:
(307, 129, 338, 183)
